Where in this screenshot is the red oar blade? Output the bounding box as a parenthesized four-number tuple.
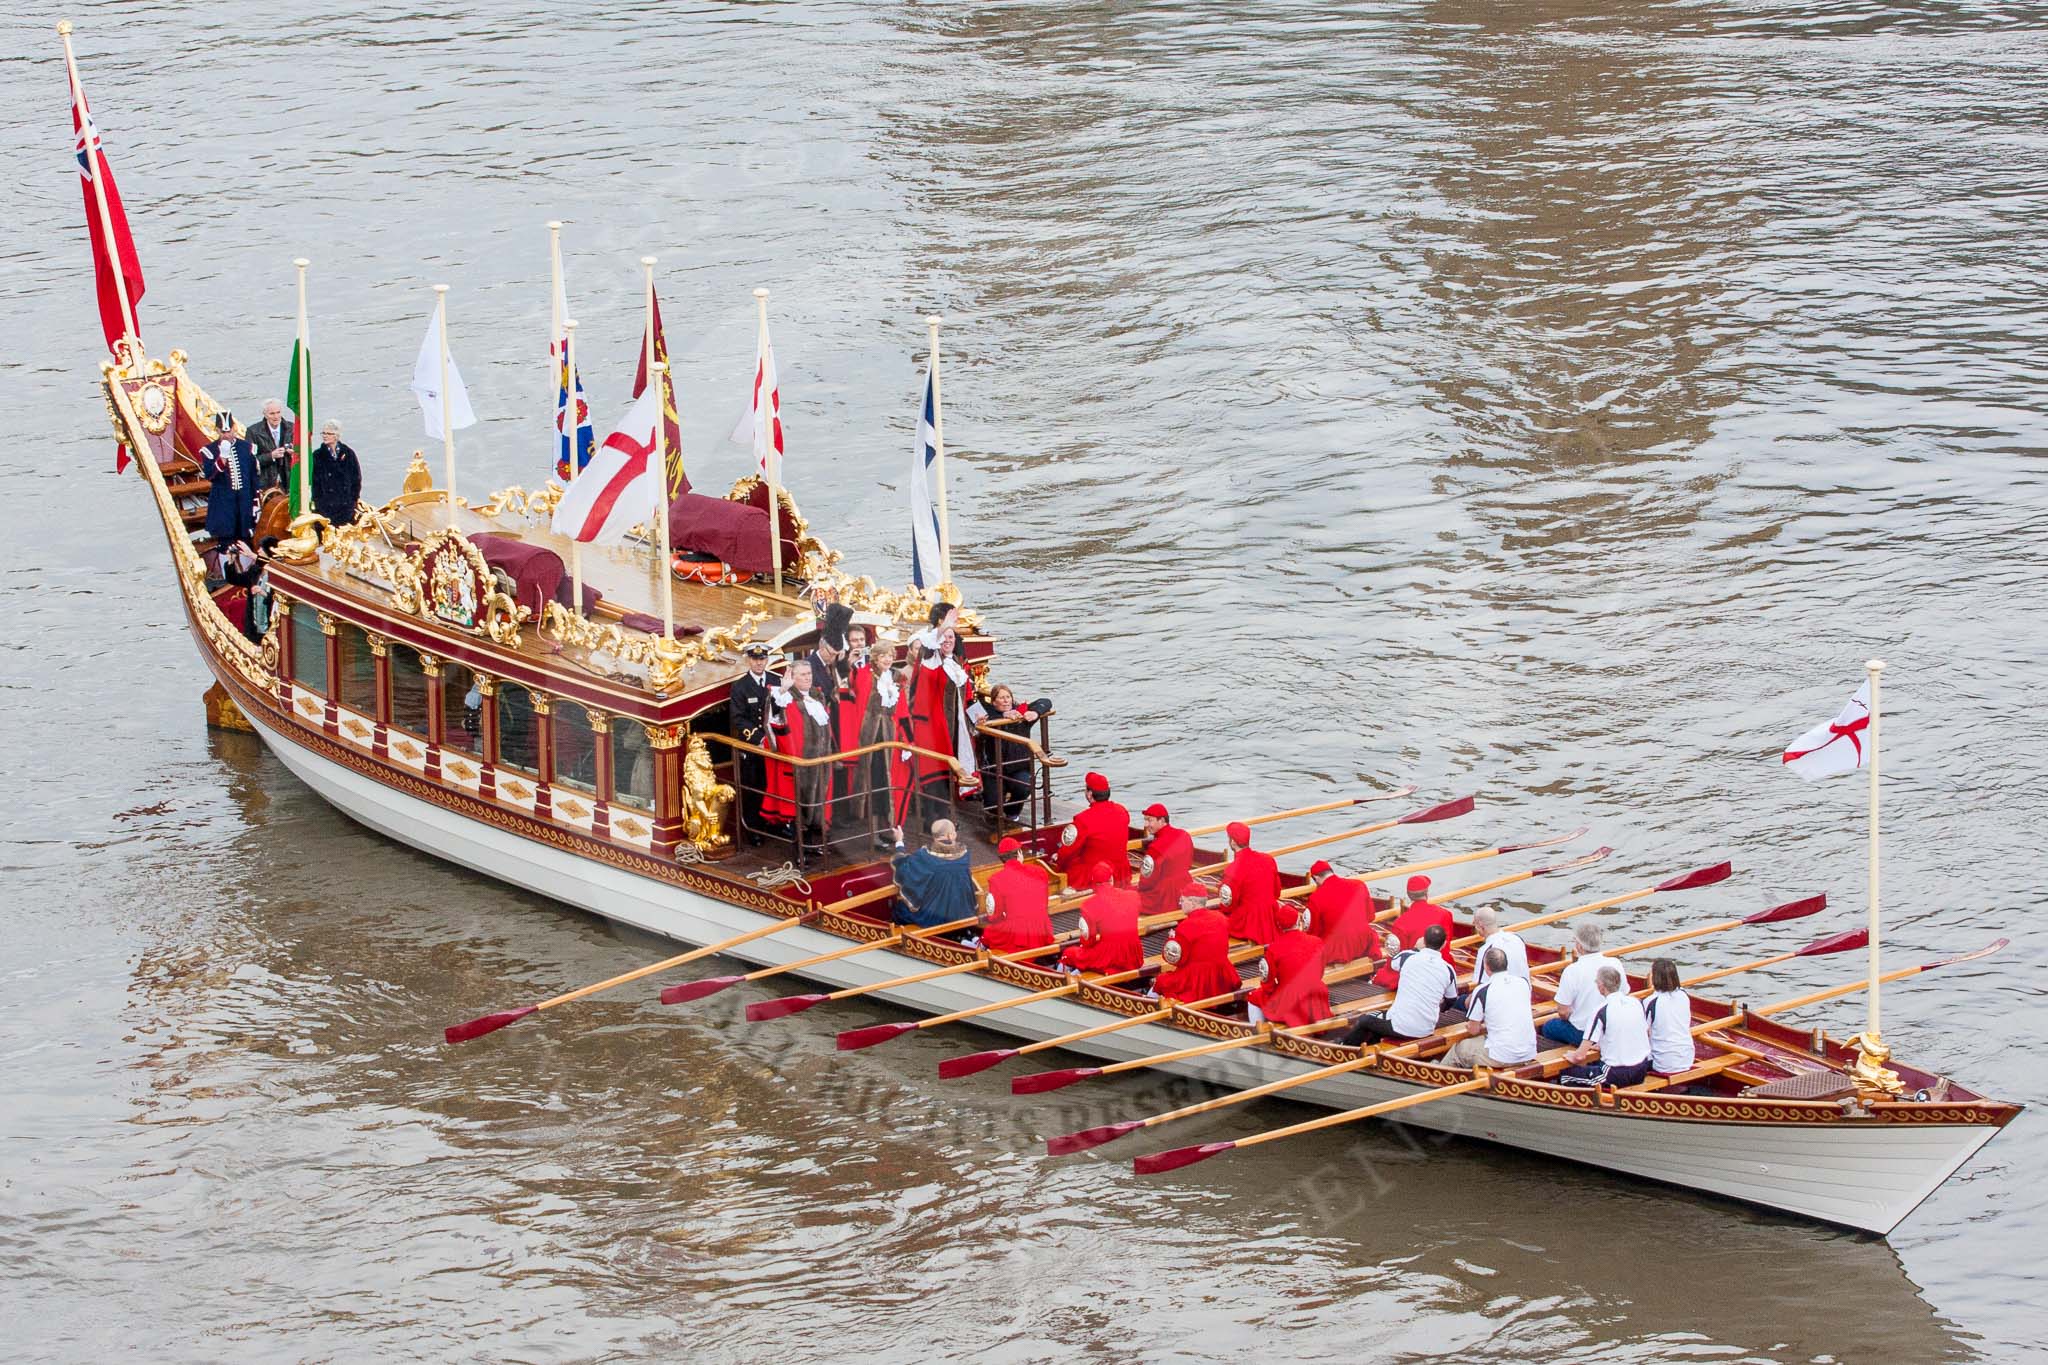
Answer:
(1532, 845, 1615, 877)
(837, 1021, 920, 1052)
(1134, 1140, 1236, 1175)
(746, 993, 829, 1022)
(1047, 1120, 1143, 1157)
(1923, 937, 2009, 970)
(443, 1005, 537, 1045)
(938, 1048, 1016, 1080)
(1746, 893, 1827, 925)
(660, 975, 743, 1005)
(1798, 927, 1870, 956)
(1012, 1066, 1101, 1096)
(1655, 860, 1733, 892)
(1499, 825, 1589, 855)
(1398, 794, 1476, 825)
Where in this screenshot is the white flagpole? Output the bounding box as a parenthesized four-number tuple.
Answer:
(640, 256, 672, 635)
(564, 318, 583, 616)
(654, 359, 676, 639)
(755, 287, 782, 593)
(548, 220, 564, 457)
(1865, 658, 1885, 1041)
(1851, 656, 1901, 1094)
(926, 314, 952, 587)
(434, 284, 457, 521)
(294, 257, 311, 518)
(57, 21, 139, 358)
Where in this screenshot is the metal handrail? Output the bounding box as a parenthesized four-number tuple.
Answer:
(699, 729, 970, 779)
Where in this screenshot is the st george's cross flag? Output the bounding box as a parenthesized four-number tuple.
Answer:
(1782, 681, 1872, 781)
(908, 361, 943, 589)
(729, 330, 784, 480)
(552, 386, 665, 545)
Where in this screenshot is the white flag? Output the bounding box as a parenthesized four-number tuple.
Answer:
(729, 333, 783, 479)
(1781, 681, 1872, 782)
(412, 305, 478, 439)
(551, 387, 664, 546)
(909, 362, 944, 589)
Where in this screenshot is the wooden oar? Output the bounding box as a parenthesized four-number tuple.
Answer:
(1055, 794, 1479, 913)
(889, 831, 1588, 1065)
(938, 844, 1615, 1082)
(1045, 895, 1829, 1154)
(1128, 936, 2008, 1176)
(441, 883, 896, 1045)
(1277, 827, 1591, 901)
(663, 908, 972, 1006)
(744, 906, 1193, 1022)
(835, 943, 1272, 1052)
(1009, 857, 1731, 1094)
(1129, 787, 1419, 850)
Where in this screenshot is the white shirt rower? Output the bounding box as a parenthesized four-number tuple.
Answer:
(1464, 970, 1537, 1064)
(1385, 945, 1458, 1037)
(1645, 959, 1696, 1074)
(1549, 921, 1617, 1038)
(1586, 987, 1651, 1070)
(1470, 908, 1529, 983)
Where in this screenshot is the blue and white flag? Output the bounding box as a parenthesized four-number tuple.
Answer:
(909, 362, 944, 588)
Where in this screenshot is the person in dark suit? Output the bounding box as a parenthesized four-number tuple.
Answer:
(309, 420, 362, 525)
(247, 399, 295, 492)
(203, 412, 258, 545)
(728, 644, 781, 842)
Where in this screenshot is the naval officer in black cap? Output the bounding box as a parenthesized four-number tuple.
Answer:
(729, 642, 781, 841)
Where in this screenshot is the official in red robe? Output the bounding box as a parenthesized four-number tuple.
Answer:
(1134, 802, 1194, 917)
(761, 660, 834, 842)
(980, 837, 1055, 955)
(1305, 859, 1382, 966)
(1375, 874, 1455, 988)
(1054, 771, 1130, 889)
(1246, 902, 1333, 1028)
(1059, 873, 1143, 975)
(1218, 822, 1282, 945)
(1151, 889, 1240, 1004)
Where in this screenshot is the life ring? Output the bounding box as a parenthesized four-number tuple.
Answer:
(671, 553, 739, 585)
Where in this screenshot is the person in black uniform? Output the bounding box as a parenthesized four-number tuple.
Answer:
(203, 411, 259, 546)
(728, 644, 780, 843)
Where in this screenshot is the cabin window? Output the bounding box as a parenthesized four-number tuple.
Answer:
(390, 649, 431, 737)
(497, 684, 542, 776)
(442, 663, 484, 754)
(552, 701, 599, 794)
(336, 625, 378, 715)
(612, 721, 656, 811)
(290, 607, 326, 694)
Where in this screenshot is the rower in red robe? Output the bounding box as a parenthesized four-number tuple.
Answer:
(979, 836, 1054, 955)
(1375, 874, 1455, 988)
(1059, 866, 1143, 975)
(1054, 771, 1130, 890)
(1246, 901, 1332, 1028)
(1305, 858, 1383, 966)
(1217, 822, 1282, 945)
(1134, 801, 1194, 917)
(1150, 885, 1240, 1004)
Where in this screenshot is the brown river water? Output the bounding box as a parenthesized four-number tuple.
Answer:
(4, 3, 2045, 1361)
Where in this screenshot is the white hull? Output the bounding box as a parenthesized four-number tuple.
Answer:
(249, 708, 2000, 1236)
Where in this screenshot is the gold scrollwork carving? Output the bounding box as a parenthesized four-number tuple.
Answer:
(401, 452, 434, 494)
(316, 610, 338, 637)
(648, 723, 686, 751)
(366, 632, 389, 658)
(418, 652, 441, 677)
(586, 709, 612, 735)
(475, 673, 497, 698)
(530, 692, 552, 717)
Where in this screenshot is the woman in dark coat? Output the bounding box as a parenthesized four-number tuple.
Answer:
(310, 420, 362, 525)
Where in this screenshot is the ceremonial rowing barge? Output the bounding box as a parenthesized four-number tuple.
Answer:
(97, 333, 2019, 1237)
(66, 16, 2013, 1230)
